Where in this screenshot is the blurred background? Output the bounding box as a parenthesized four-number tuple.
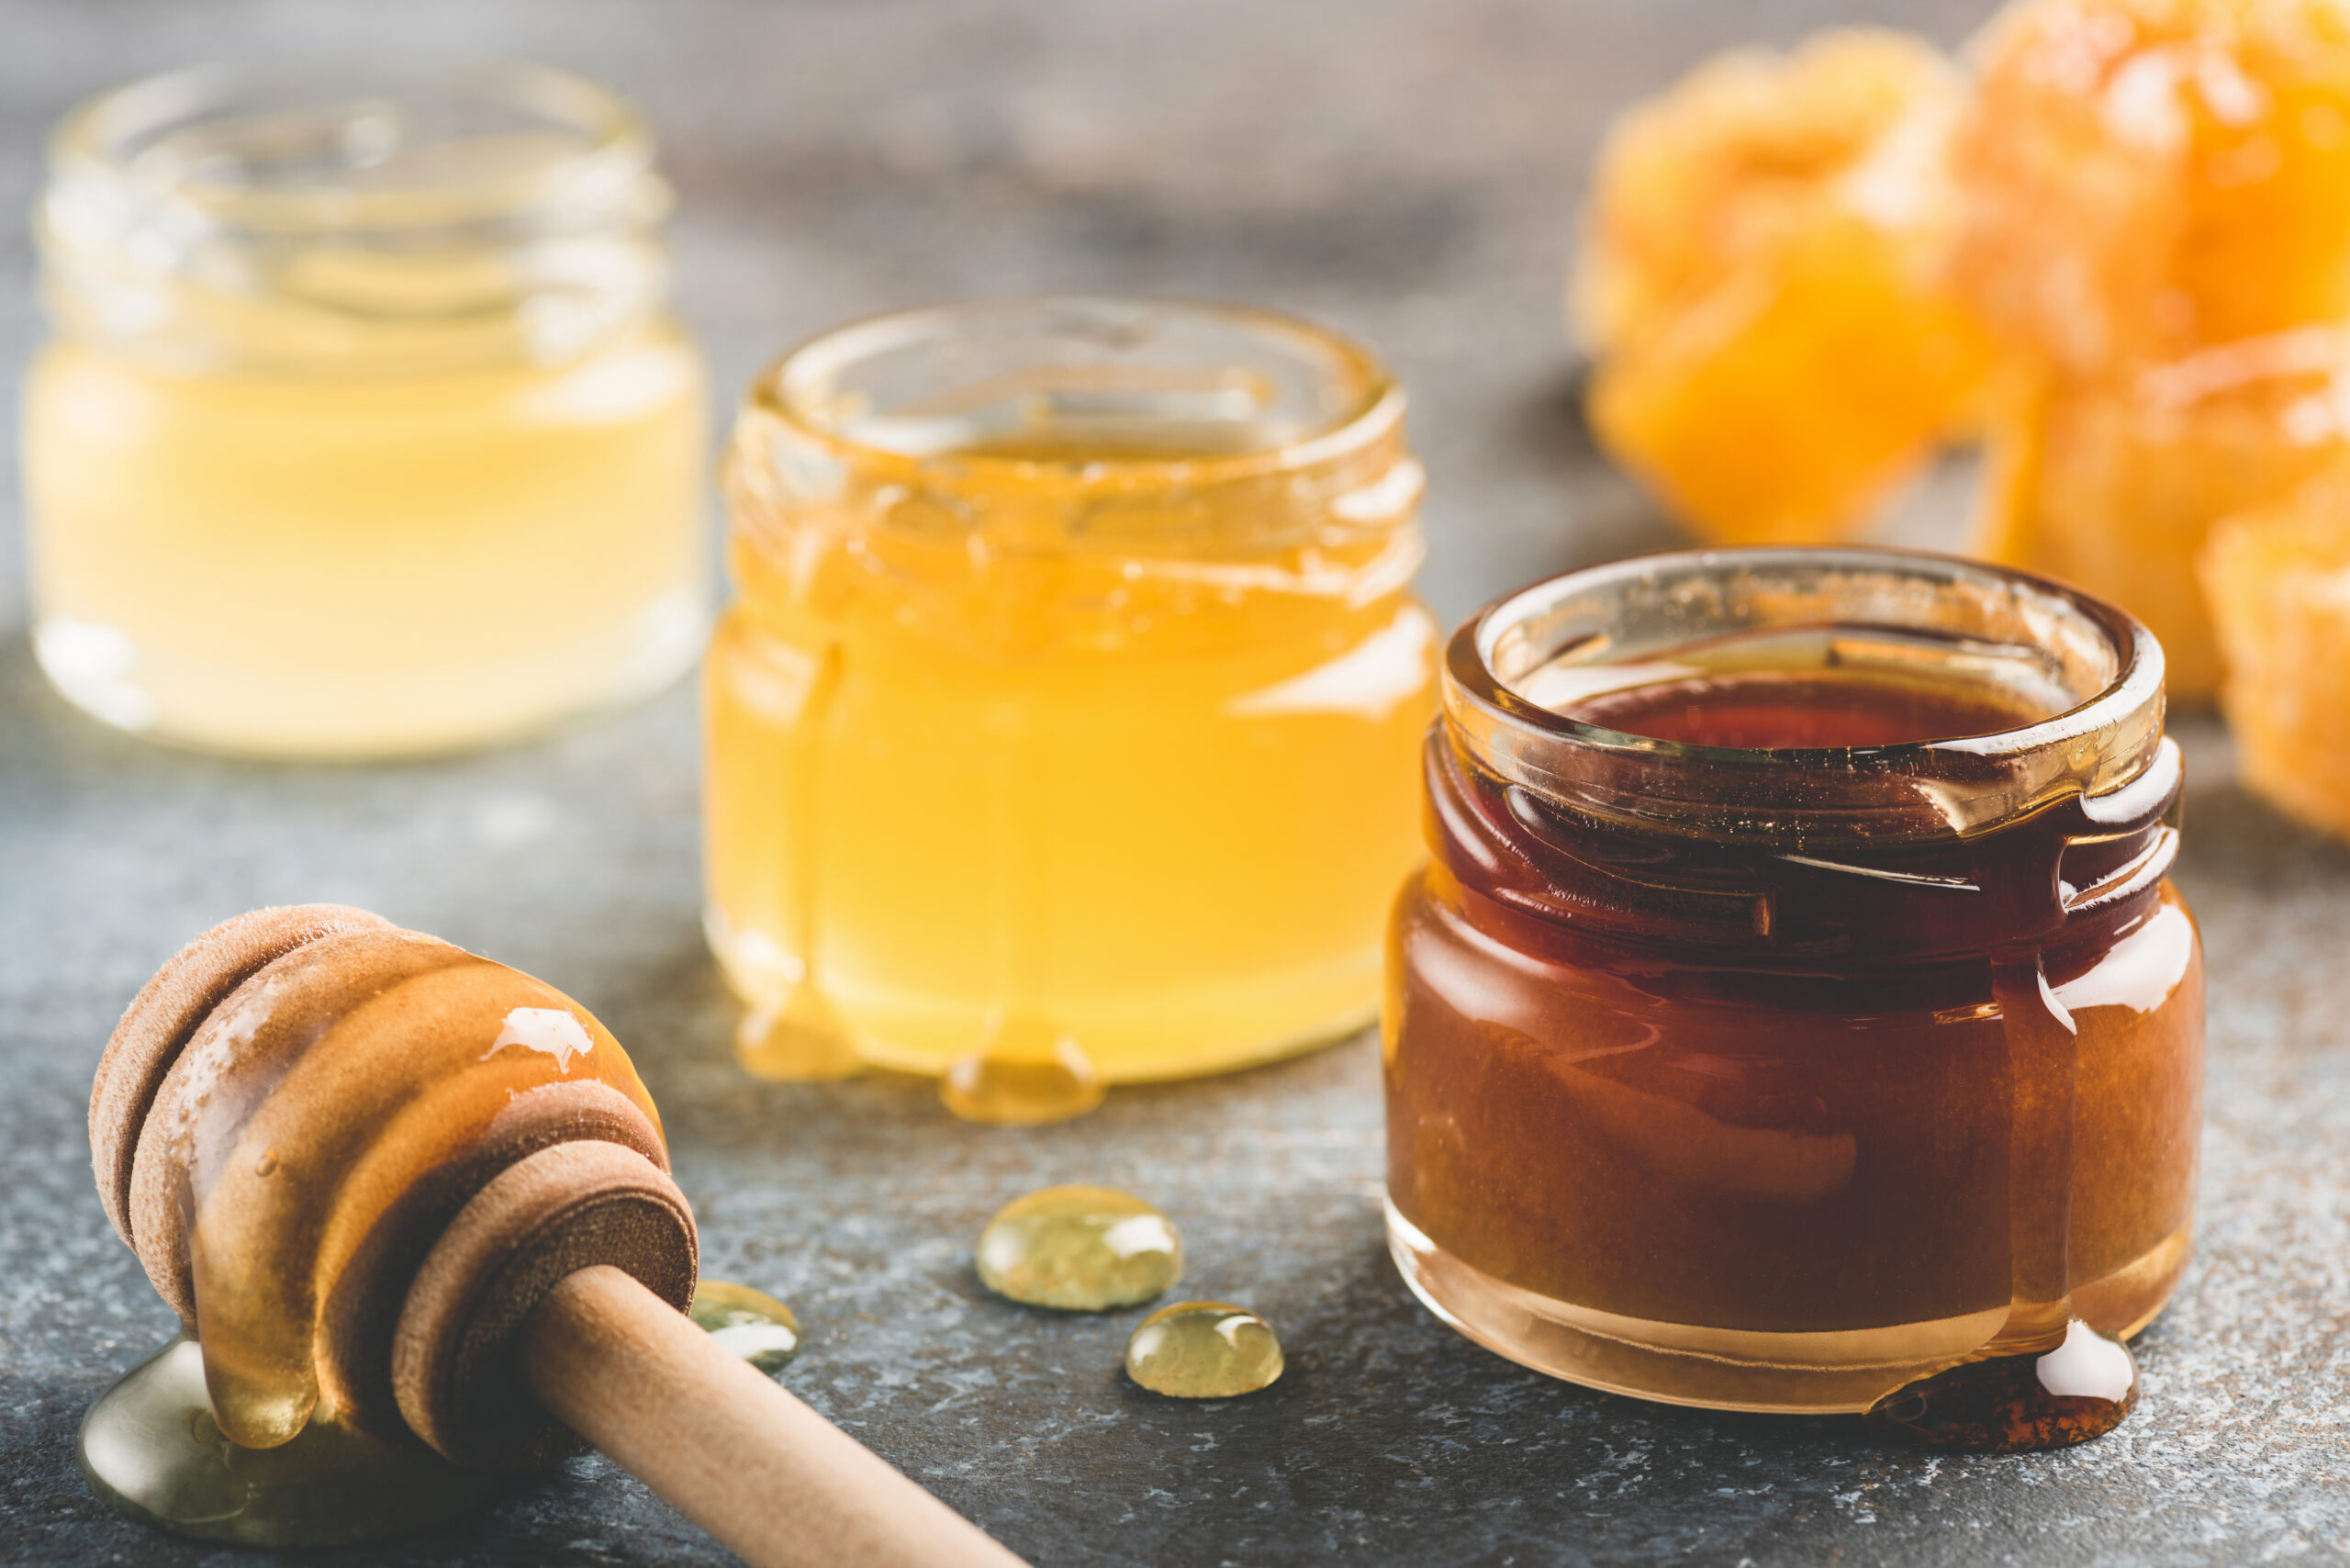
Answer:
(0, 0, 1988, 635)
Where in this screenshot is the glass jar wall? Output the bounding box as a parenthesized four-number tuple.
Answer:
(707, 298, 1435, 1109)
(23, 64, 708, 756)
(1385, 548, 2202, 1419)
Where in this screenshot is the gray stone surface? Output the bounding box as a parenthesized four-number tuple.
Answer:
(2, 0, 2346, 1563)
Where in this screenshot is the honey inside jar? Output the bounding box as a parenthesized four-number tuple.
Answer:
(23, 64, 708, 756)
(707, 299, 1436, 1095)
(1550, 627, 2056, 748)
(1386, 551, 2202, 1426)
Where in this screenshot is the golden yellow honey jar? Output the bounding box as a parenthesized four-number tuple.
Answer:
(23, 64, 708, 756)
(706, 298, 1436, 1114)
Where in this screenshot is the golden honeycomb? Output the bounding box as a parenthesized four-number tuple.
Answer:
(1573, 29, 1992, 543)
(1953, 0, 2350, 372)
(2203, 482, 2350, 836)
(1979, 329, 2350, 702)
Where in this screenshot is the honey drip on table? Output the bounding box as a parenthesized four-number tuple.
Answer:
(1865, 954, 2138, 1450)
(1868, 1320, 2138, 1450)
(976, 1186, 1181, 1310)
(690, 1280, 801, 1372)
(941, 1028, 1105, 1126)
(735, 995, 861, 1083)
(78, 1337, 498, 1547)
(1124, 1302, 1284, 1398)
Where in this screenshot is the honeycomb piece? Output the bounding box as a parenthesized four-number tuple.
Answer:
(2202, 484, 2350, 836)
(1953, 0, 2350, 373)
(1978, 329, 2350, 700)
(1588, 213, 1993, 545)
(1573, 30, 1993, 543)
(1574, 29, 1961, 357)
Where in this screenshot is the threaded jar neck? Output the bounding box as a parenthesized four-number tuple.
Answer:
(1444, 547, 2169, 849)
(39, 62, 671, 375)
(728, 297, 1422, 563)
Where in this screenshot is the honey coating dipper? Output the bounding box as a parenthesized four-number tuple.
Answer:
(87, 906, 1026, 1567)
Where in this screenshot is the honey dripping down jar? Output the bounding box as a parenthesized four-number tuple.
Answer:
(706, 297, 1437, 1113)
(1384, 547, 2202, 1450)
(23, 63, 709, 756)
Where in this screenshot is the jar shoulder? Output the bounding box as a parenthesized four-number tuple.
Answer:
(1393, 862, 2202, 1027)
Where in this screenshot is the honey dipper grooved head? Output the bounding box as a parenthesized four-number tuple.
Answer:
(395, 1139, 696, 1471)
(92, 905, 682, 1462)
(90, 904, 392, 1255)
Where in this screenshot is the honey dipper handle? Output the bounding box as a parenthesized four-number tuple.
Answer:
(521, 1265, 1028, 1568)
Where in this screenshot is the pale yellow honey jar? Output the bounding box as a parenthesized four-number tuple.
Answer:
(23, 63, 708, 756)
(706, 299, 1436, 1115)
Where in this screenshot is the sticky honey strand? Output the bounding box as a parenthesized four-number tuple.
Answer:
(134, 928, 664, 1449)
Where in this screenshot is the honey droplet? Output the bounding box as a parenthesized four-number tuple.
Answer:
(689, 1279, 801, 1372)
(1124, 1301, 1284, 1398)
(941, 1027, 1103, 1126)
(79, 1336, 500, 1545)
(976, 1185, 1181, 1311)
(734, 994, 862, 1082)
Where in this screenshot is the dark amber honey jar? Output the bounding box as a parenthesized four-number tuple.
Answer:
(1385, 547, 2201, 1418)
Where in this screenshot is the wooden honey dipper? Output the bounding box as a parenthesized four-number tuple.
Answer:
(88, 905, 1026, 1567)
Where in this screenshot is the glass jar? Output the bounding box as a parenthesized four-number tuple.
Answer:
(24, 63, 708, 756)
(1386, 547, 2202, 1419)
(708, 298, 1435, 1110)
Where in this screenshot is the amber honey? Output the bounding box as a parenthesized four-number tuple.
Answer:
(707, 299, 1435, 1105)
(1564, 668, 2039, 747)
(1386, 550, 2201, 1438)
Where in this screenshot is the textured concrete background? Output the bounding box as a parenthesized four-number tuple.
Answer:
(3, 1, 2346, 1564)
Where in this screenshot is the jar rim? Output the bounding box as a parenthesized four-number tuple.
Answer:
(1445, 545, 2170, 843)
(744, 295, 1405, 488)
(48, 60, 655, 235)
(39, 62, 670, 374)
